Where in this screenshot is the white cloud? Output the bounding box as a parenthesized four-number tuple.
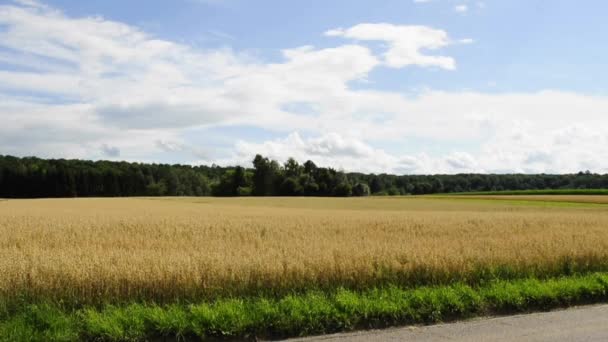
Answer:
(12, 0, 48, 9)
(204, 88, 608, 173)
(445, 152, 477, 170)
(325, 23, 456, 69)
(211, 122, 608, 174)
(212, 132, 430, 174)
(155, 139, 185, 152)
(101, 144, 120, 157)
(454, 4, 468, 13)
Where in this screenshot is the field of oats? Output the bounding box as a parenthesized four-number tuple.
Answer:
(2, 196, 608, 306)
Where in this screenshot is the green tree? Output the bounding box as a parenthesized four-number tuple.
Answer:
(280, 177, 303, 196)
(352, 183, 371, 196)
(252, 155, 280, 196)
(146, 180, 167, 196)
(334, 182, 352, 197)
(284, 158, 302, 178)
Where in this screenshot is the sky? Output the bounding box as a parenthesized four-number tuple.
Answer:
(1, 0, 608, 174)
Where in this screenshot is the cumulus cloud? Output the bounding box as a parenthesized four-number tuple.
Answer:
(208, 132, 472, 174)
(325, 23, 457, 69)
(210, 125, 608, 174)
(454, 4, 468, 13)
(445, 152, 476, 170)
(155, 140, 185, 152)
(101, 144, 120, 157)
(213, 132, 423, 174)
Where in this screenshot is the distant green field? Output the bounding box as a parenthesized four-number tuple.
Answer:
(426, 193, 608, 206)
(439, 189, 608, 196)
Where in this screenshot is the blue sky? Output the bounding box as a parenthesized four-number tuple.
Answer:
(40, 0, 608, 94)
(1, 0, 608, 173)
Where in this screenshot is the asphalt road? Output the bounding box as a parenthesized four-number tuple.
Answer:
(288, 304, 608, 341)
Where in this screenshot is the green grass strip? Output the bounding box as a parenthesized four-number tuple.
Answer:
(2, 273, 608, 341)
(425, 197, 608, 208)
(436, 189, 608, 196)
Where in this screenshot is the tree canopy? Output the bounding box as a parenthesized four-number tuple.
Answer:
(1, 154, 607, 198)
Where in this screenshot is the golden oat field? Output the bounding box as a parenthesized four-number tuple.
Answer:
(1, 196, 608, 305)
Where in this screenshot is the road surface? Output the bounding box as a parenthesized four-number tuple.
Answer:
(288, 304, 608, 341)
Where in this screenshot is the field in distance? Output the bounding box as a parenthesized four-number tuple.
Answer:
(2, 196, 608, 305)
(436, 189, 608, 196)
(427, 194, 608, 205)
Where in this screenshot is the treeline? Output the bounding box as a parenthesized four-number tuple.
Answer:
(1, 154, 607, 198)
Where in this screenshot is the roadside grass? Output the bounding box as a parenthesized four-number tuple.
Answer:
(2, 273, 608, 341)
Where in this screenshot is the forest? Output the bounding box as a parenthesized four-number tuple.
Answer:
(1, 154, 607, 198)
